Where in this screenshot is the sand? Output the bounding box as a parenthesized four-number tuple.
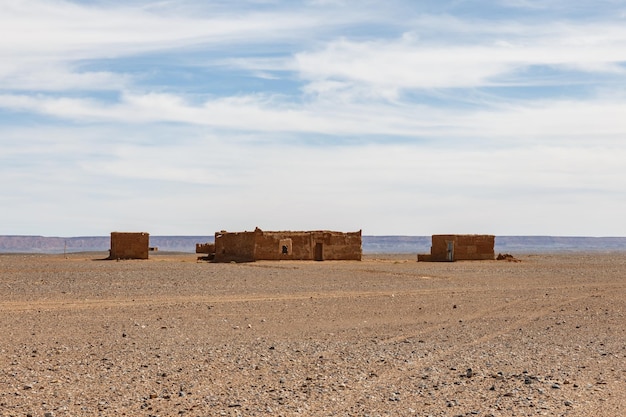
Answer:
(0, 252, 624, 416)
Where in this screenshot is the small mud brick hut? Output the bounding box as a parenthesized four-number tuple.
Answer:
(418, 234, 495, 262)
(195, 242, 216, 261)
(213, 227, 362, 262)
(109, 232, 150, 260)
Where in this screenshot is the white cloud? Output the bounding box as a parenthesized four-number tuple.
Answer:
(2, 1, 626, 236)
(1, 90, 625, 147)
(0, 63, 130, 91)
(0, 0, 371, 91)
(3, 115, 626, 236)
(293, 21, 626, 96)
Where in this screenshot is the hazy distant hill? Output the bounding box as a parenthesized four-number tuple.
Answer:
(0, 236, 212, 254)
(363, 236, 432, 253)
(2, 235, 626, 254)
(367, 236, 626, 254)
(495, 236, 626, 253)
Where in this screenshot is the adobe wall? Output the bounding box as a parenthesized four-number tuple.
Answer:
(212, 228, 362, 262)
(254, 231, 314, 260)
(213, 231, 256, 263)
(430, 234, 495, 262)
(195, 243, 215, 254)
(109, 232, 149, 260)
(310, 230, 362, 261)
(253, 230, 362, 261)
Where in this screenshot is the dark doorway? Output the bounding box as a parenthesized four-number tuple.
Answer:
(446, 241, 455, 262)
(315, 242, 323, 261)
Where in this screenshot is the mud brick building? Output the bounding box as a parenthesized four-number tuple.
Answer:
(195, 242, 216, 261)
(213, 227, 362, 262)
(418, 234, 495, 262)
(195, 243, 215, 255)
(109, 232, 150, 260)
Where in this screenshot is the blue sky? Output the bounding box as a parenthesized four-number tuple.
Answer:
(2, 0, 626, 236)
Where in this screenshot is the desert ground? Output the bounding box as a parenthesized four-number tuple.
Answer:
(0, 252, 624, 417)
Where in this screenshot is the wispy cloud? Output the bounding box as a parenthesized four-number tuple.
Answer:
(0, 0, 373, 91)
(2, 0, 626, 236)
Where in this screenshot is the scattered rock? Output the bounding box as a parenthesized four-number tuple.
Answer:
(1, 253, 621, 416)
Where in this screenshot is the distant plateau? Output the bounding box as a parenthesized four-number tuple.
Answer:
(1, 235, 626, 254)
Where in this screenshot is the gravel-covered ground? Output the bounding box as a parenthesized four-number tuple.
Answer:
(0, 252, 624, 416)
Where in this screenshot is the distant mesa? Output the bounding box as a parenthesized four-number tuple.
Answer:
(1, 234, 626, 255)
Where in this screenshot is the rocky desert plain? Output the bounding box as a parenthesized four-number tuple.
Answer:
(0, 252, 624, 417)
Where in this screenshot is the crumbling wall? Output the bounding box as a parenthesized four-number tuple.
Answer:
(212, 228, 362, 262)
(426, 234, 495, 262)
(213, 230, 256, 262)
(196, 243, 215, 254)
(310, 230, 362, 261)
(254, 231, 313, 260)
(109, 232, 149, 260)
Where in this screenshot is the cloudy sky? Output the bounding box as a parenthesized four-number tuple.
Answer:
(2, 0, 626, 237)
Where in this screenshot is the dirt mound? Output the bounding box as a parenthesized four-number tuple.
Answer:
(497, 253, 521, 262)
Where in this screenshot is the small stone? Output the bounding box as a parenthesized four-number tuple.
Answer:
(564, 400, 573, 407)
(466, 368, 473, 378)
(552, 383, 561, 389)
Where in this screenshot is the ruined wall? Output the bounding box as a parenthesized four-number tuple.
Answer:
(310, 230, 362, 261)
(213, 230, 256, 262)
(109, 232, 149, 260)
(428, 234, 495, 262)
(254, 231, 313, 260)
(195, 243, 215, 254)
(212, 228, 362, 262)
(255, 229, 362, 261)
